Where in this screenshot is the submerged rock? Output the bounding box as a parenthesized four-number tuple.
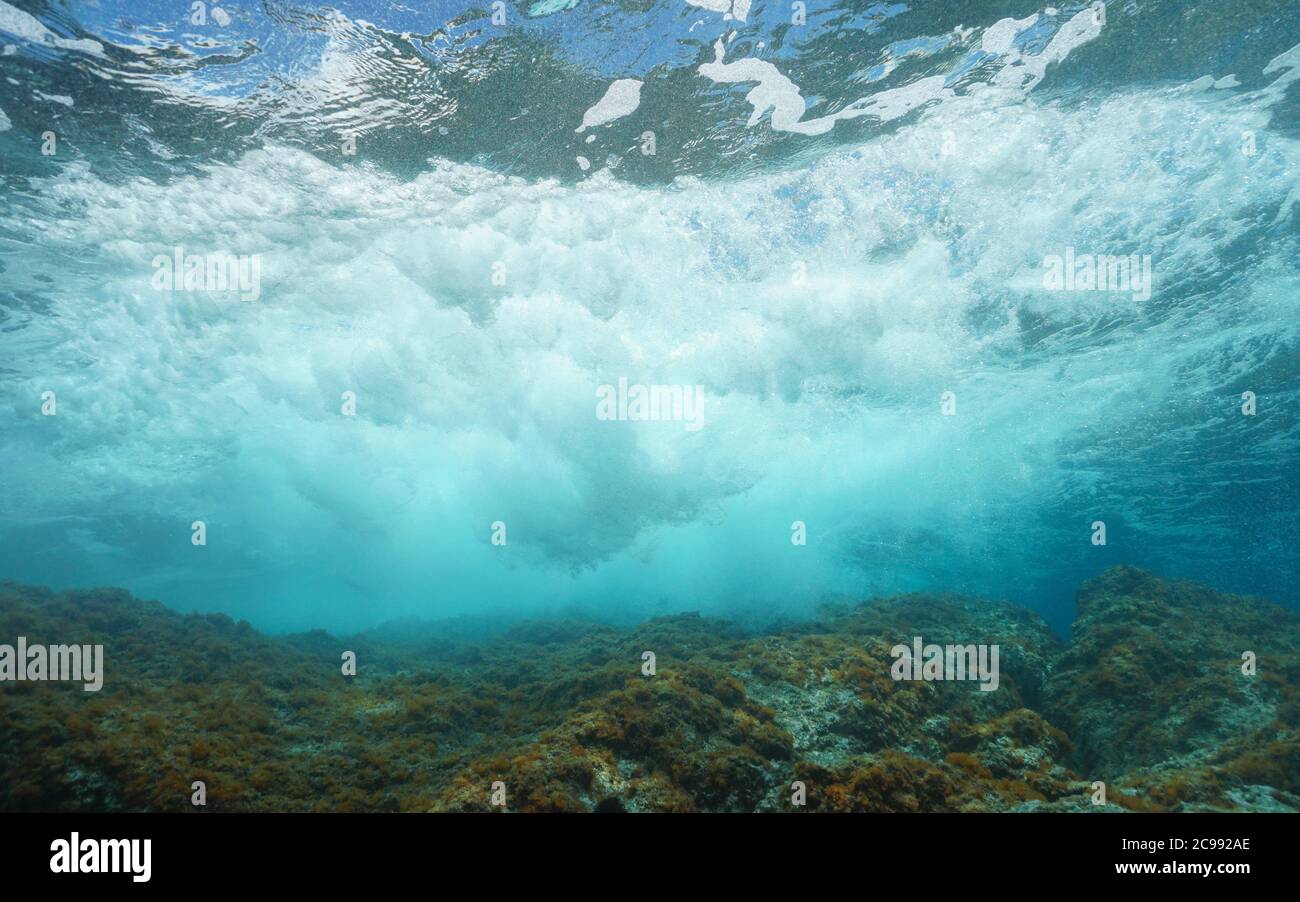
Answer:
(1043, 565, 1300, 811)
(0, 567, 1295, 812)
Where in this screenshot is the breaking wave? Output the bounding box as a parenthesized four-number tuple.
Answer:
(0, 0, 1298, 632)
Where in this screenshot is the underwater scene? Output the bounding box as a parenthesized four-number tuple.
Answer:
(0, 0, 1298, 815)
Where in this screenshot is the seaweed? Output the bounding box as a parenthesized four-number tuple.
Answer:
(1, 566, 1296, 812)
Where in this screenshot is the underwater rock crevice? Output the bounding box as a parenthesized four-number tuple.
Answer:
(0, 566, 1296, 812)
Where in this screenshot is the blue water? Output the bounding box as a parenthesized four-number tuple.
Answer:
(0, 0, 1297, 635)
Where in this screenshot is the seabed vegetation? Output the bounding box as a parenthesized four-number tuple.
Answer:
(1, 565, 1296, 813)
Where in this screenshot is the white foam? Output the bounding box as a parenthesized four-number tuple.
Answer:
(992, 6, 1105, 91)
(575, 78, 643, 133)
(1262, 41, 1300, 99)
(686, 0, 749, 23)
(699, 40, 950, 135)
(34, 90, 73, 107)
(981, 15, 1038, 55)
(2, 40, 1297, 630)
(0, 0, 103, 55)
(697, 7, 1107, 137)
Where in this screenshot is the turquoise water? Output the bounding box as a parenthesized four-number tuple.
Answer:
(0, 0, 1297, 635)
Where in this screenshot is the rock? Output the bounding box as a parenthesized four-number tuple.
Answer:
(1, 566, 1295, 811)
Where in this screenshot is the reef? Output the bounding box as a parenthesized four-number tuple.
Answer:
(1, 565, 1296, 812)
